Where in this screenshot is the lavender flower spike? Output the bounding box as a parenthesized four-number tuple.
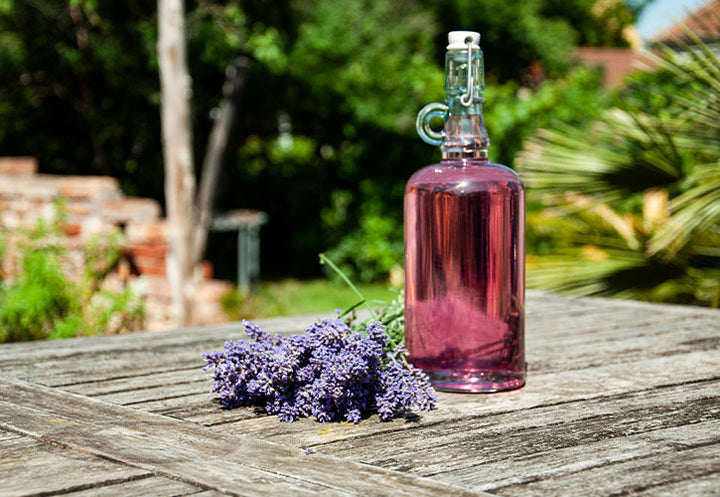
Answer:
(202, 320, 436, 423)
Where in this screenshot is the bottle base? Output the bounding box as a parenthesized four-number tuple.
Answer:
(426, 369, 526, 393)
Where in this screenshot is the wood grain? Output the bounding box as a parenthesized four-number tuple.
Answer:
(60, 476, 204, 497)
(204, 349, 720, 447)
(0, 430, 151, 497)
(0, 291, 717, 496)
(0, 377, 489, 497)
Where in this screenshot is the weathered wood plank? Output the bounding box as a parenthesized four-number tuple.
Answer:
(630, 472, 720, 497)
(61, 475, 204, 496)
(205, 349, 720, 445)
(0, 316, 320, 384)
(0, 430, 151, 497)
(0, 316, 333, 388)
(91, 379, 210, 406)
(530, 313, 718, 343)
(0, 292, 710, 367)
(0, 428, 20, 443)
(310, 381, 720, 476)
(2, 293, 716, 390)
(0, 292, 699, 370)
(180, 492, 231, 497)
(0, 313, 330, 362)
(16, 307, 714, 405)
(56, 319, 716, 422)
(528, 292, 720, 319)
(62, 368, 206, 397)
(0, 378, 490, 497)
(525, 317, 719, 373)
(492, 441, 720, 497)
(2, 353, 206, 388)
(136, 393, 262, 425)
(0, 292, 718, 497)
(436, 419, 720, 491)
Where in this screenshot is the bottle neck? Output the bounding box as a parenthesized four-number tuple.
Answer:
(442, 100, 489, 160)
(441, 48, 489, 160)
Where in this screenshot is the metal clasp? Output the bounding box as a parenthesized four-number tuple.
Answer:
(460, 37, 474, 107)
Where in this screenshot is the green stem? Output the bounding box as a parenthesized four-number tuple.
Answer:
(319, 253, 378, 320)
(340, 299, 366, 318)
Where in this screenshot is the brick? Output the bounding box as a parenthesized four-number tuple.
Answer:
(2, 198, 32, 212)
(0, 168, 242, 334)
(61, 249, 86, 282)
(134, 261, 166, 276)
(129, 258, 213, 279)
(200, 260, 213, 279)
(141, 287, 172, 305)
(58, 176, 121, 201)
(0, 157, 38, 175)
(60, 223, 82, 237)
(55, 236, 85, 251)
(99, 273, 125, 293)
(575, 47, 656, 89)
(65, 200, 92, 217)
(145, 320, 172, 332)
(98, 197, 161, 224)
(133, 275, 171, 299)
(38, 201, 56, 222)
(80, 217, 119, 238)
(0, 210, 26, 229)
(124, 221, 167, 244)
(125, 242, 168, 259)
(0, 176, 59, 200)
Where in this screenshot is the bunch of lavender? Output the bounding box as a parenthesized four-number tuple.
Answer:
(202, 319, 436, 423)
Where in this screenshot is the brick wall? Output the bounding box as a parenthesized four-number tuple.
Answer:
(0, 157, 232, 331)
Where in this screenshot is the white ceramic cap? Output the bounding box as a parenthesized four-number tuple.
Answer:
(447, 31, 481, 50)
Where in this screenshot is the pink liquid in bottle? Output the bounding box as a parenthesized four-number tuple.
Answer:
(404, 159, 525, 392)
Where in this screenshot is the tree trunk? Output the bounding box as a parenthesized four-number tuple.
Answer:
(157, 0, 196, 327)
(193, 57, 251, 270)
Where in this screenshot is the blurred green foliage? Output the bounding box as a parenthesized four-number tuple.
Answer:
(0, 0, 640, 282)
(220, 278, 398, 320)
(0, 215, 145, 342)
(517, 30, 720, 306)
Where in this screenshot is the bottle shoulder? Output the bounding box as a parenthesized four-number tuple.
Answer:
(406, 160, 524, 192)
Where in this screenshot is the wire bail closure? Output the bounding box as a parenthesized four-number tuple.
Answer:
(460, 37, 474, 107)
(416, 32, 485, 146)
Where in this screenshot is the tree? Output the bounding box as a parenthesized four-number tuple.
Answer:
(193, 57, 251, 270)
(158, 3, 250, 326)
(157, 0, 196, 326)
(0, 0, 638, 284)
(516, 29, 720, 306)
(0, 0, 163, 196)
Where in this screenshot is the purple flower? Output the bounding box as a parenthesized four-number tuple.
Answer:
(202, 320, 436, 423)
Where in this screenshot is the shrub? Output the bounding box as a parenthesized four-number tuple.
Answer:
(0, 217, 145, 342)
(517, 30, 720, 306)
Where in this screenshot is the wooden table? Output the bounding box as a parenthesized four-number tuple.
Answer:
(1, 291, 718, 496)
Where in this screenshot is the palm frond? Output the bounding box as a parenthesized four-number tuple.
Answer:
(517, 109, 685, 202)
(649, 161, 720, 257)
(520, 25, 720, 306)
(528, 248, 652, 298)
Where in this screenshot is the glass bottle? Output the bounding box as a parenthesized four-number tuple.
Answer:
(404, 31, 525, 392)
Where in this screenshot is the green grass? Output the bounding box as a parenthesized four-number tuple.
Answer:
(221, 279, 400, 320)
